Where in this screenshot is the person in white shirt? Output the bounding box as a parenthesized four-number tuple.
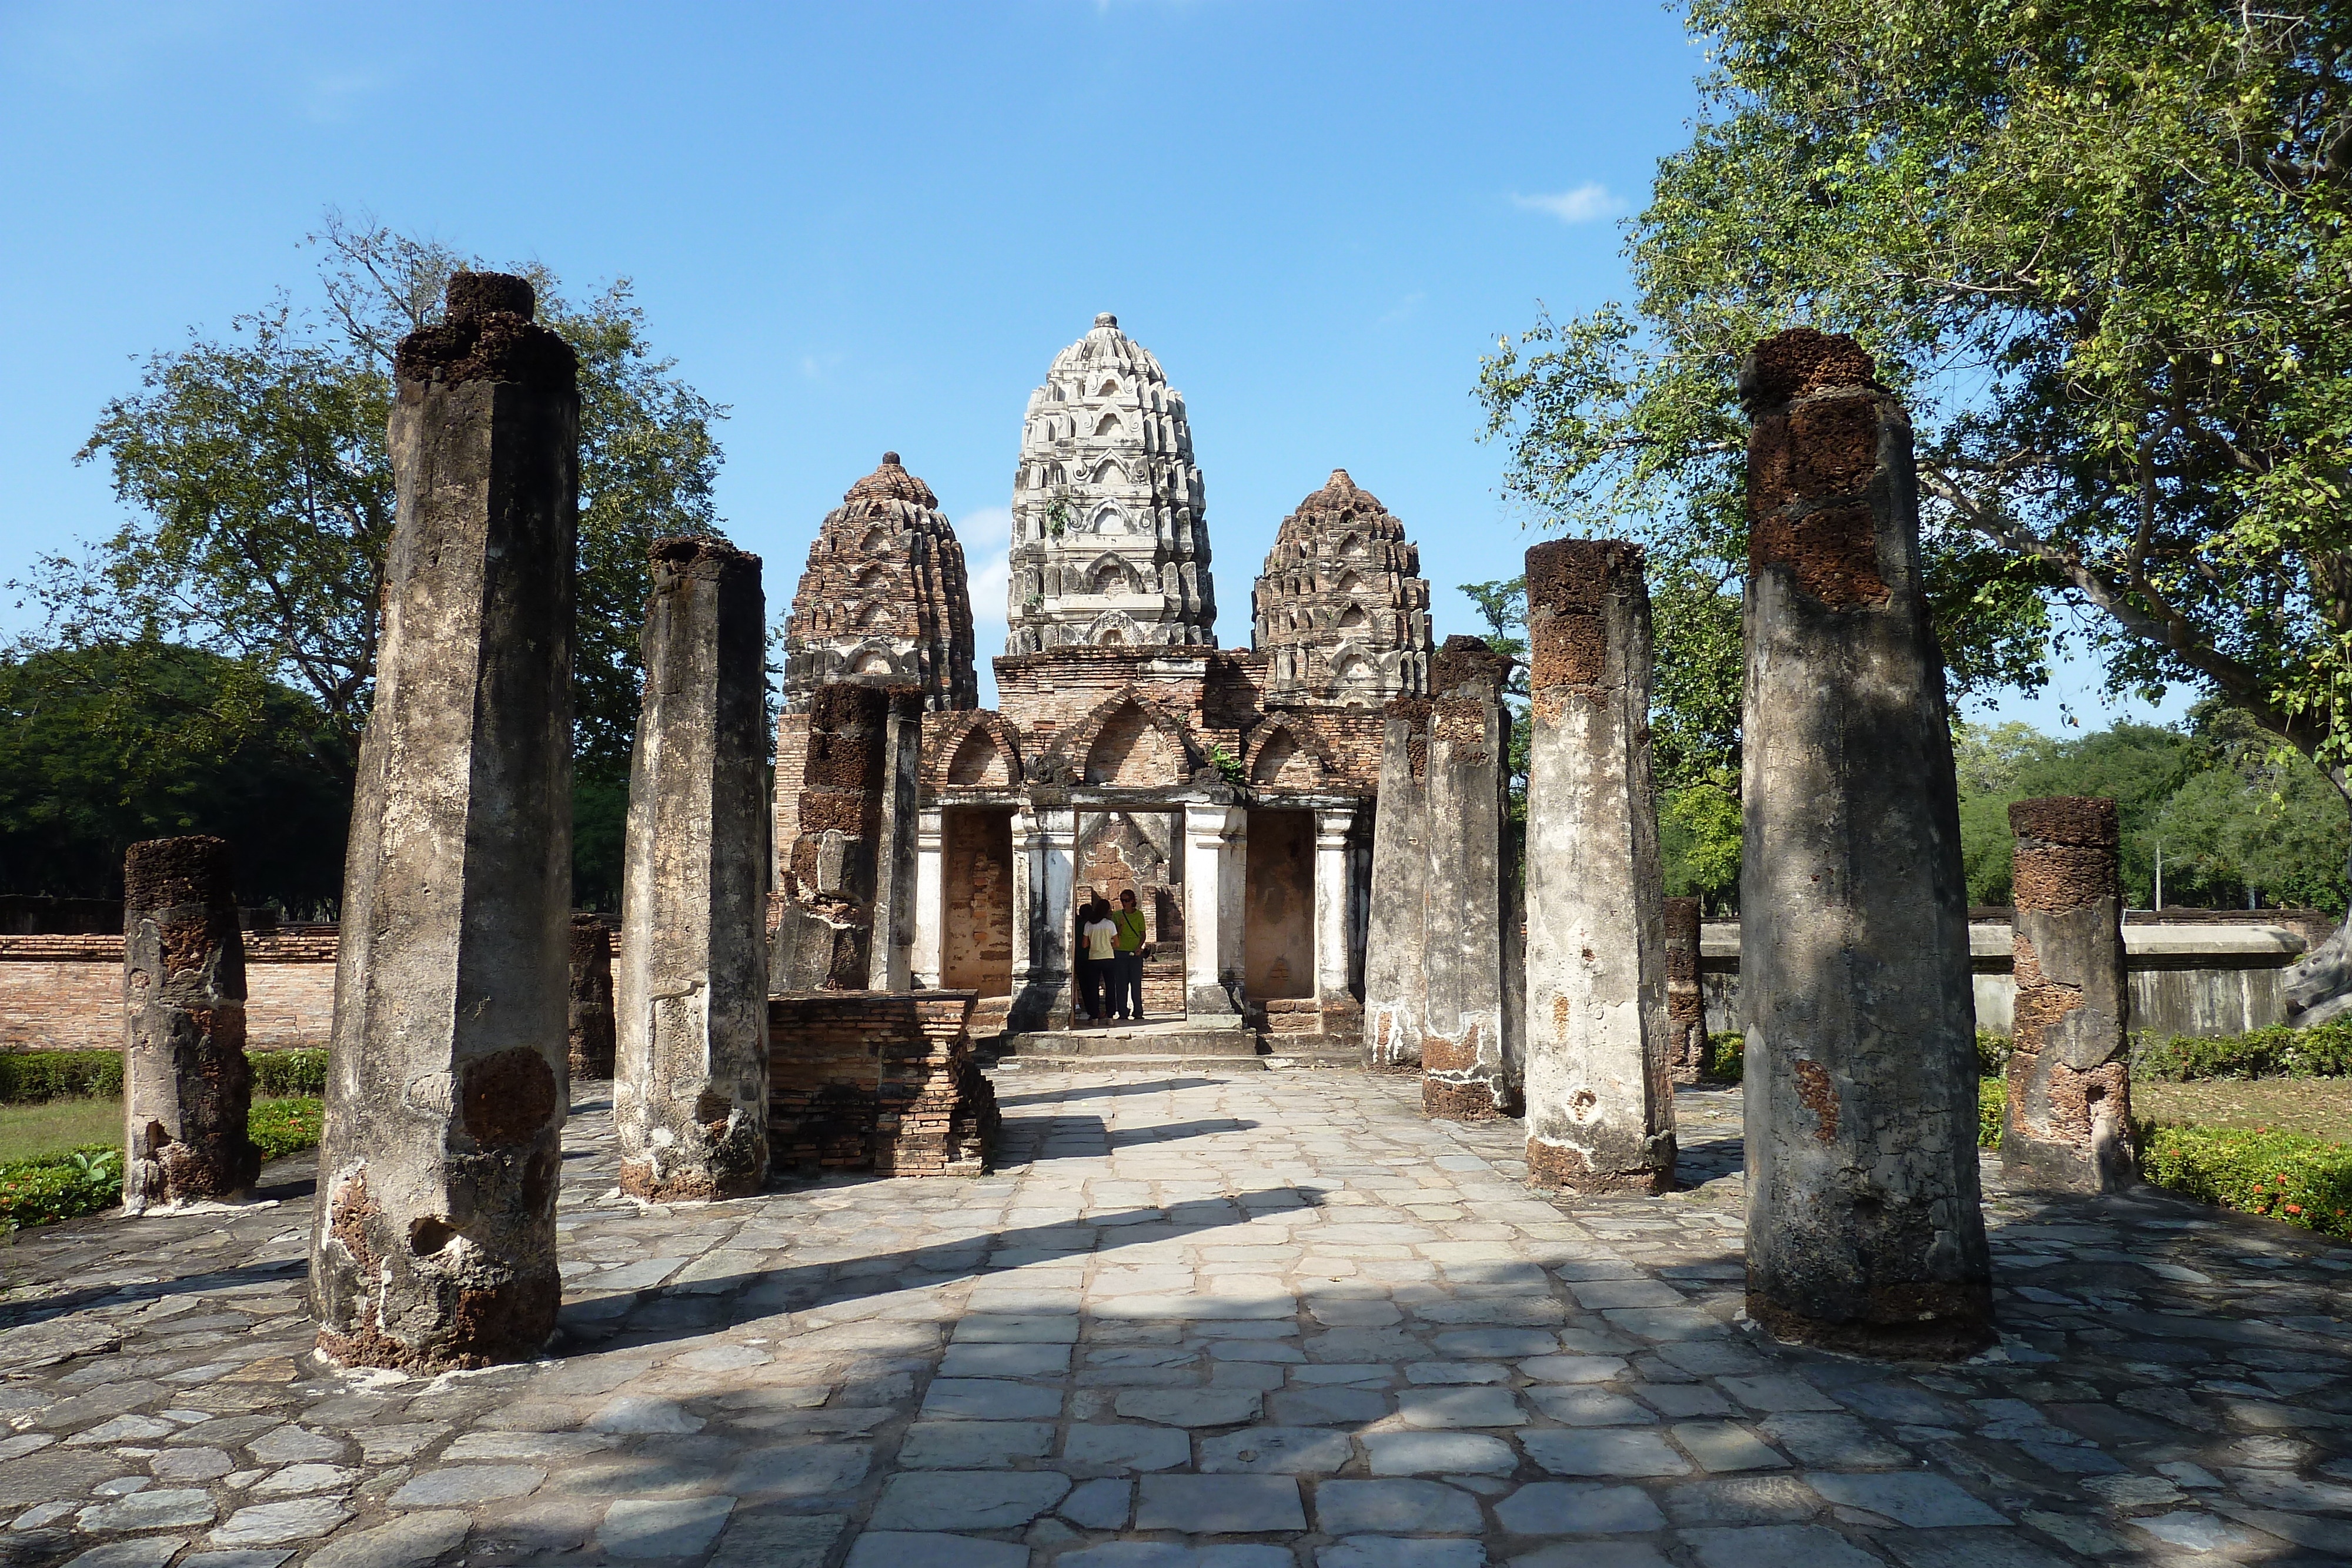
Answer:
(1078, 900, 1118, 1024)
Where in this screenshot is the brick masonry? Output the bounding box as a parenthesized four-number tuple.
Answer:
(767, 989, 998, 1175)
(1, 932, 337, 1054)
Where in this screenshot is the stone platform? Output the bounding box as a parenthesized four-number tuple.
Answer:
(1003, 1018, 1269, 1072)
(0, 1069, 2347, 1567)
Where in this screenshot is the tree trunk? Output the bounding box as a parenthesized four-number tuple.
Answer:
(2283, 769, 2352, 1027)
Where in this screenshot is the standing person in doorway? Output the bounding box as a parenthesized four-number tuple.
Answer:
(1111, 888, 1149, 1022)
(1080, 898, 1118, 1025)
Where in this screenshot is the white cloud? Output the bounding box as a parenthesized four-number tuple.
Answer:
(1511, 183, 1626, 224)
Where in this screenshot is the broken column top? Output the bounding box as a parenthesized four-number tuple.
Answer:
(1429, 634, 1512, 696)
(2009, 795, 2119, 847)
(1525, 539, 1643, 691)
(652, 534, 763, 580)
(1736, 326, 1882, 412)
(395, 270, 576, 391)
(2010, 795, 2119, 912)
(123, 835, 233, 911)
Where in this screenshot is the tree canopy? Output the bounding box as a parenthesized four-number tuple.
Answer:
(1477, 0, 2352, 838)
(28, 213, 729, 787)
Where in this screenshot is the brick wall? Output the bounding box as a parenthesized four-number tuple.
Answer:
(1, 933, 338, 1054)
(768, 989, 997, 1175)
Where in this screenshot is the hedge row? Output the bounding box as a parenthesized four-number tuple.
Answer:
(0, 1096, 325, 1233)
(2132, 1020, 2352, 1082)
(1978, 1077, 2006, 1148)
(0, 1048, 328, 1104)
(2137, 1122, 2352, 1241)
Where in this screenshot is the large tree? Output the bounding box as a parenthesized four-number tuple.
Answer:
(1478, 1, 2352, 998)
(28, 214, 729, 787)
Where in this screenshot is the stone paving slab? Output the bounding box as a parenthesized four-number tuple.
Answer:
(1, 1074, 2349, 1566)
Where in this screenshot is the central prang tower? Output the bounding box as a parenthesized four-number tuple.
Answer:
(1004, 313, 1215, 653)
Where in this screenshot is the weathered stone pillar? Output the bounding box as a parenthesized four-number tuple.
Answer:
(615, 537, 771, 1202)
(567, 916, 616, 1081)
(1663, 897, 1706, 1085)
(1184, 802, 1248, 1016)
(1522, 540, 1675, 1192)
(773, 684, 897, 990)
(122, 836, 256, 1212)
(1364, 700, 1431, 1068)
(1312, 807, 1359, 1038)
(1009, 800, 1077, 1030)
(913, 807, 947, 988)
(1738, 327, 1992, 1358)
(309, 271, 576, 1370)
(2003, 797, 2135, 1191)
(867, 691, 923, 992)
(1420, 636, 1523, 1119)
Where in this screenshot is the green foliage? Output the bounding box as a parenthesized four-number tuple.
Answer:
(1660, 784, 1742, 908)
(2138, 1124, 2352, 1241)
(1456, 577, 1534, 824)
(0, 646, 349, 907)
(249, 1096, 324, 1161)
(2134, 1022, 2352, 1082)
(1955, 718, 2212, 905)
(1702, 1031, 1745, 1083)
(1976, 1031, 2012, 1076)
(23, 212, 727, 819)
(1476, 0, 2352, 824)
(1979, 1077, 2006, 1149)
(0, 1144, 121, 1232)
(1210, 745, 1247, 786)
(0, 1048, 326, 1104)
(572, 775, 630, 913)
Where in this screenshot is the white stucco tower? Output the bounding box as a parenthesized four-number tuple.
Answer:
(1005, 313, 1215, 653)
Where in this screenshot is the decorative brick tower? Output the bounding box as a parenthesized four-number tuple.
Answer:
(780, 453, 977, 712)
(1005, 313, 1215, 652)
(1253, 470, 1433, 706)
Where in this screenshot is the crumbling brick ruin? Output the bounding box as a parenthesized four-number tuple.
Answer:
(614, 537, 772, 1201)
(567, 915, 616, 1080)
(121, 835, 257, 1212)
(1737, 327, 1993, 1359)
(779, 453, 978, 710)
(772, 683, 924, 991)
(2003, 795, 2136, 1192)
(1254, 469, 1434, 704)
(1521, 540, 1676, 1193)
(1662, 897, 1706, 1085)
(306, 271, 577, 1370)
(767, 991, 997, 1175)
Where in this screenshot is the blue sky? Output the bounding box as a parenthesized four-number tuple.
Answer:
(0, 0, 2182, 726)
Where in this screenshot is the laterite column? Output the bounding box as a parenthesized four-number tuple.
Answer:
(2003, 796, 2135, 1191)
(308, 271, 577, 1369)
(1418, 636, 1522, 1119)
(615, 538, 772, 1201)
(1739, 327, 1992, 1358)
(1663, 897, 1707, 1084)
(122, 835, 256, 1212)
(567, 917, 616, 1081)
(1363, 697, 1431, 1069)
(1522, 540, 1675, 1192)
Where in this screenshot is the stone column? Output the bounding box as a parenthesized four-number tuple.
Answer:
(1364, 701, 1431, 1068)
(867, 690, 924, 992)
(615, 537, 771, 1202)
(1419, 637, 1522, 1119)
(1010, 801, 1077, 1030)
(913, 807, 947, 989)
(773, 684, 893, 990)
(309, 271, 576, 1370)
(1312, 807, 1357, 1018)
(567, 917, 616, 1081)
(1663, 898, 1706, 1085)
(1184, 802, 1248, 1016)
(2003, 797, 2135, 1191)
(1522, 540, 1676, 1193)
(122, 835, 255, 1213)
(1738, 327, 1992, 1358)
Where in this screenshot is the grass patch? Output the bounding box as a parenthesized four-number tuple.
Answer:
(0, 1048, 327, 1105)
(0, 1096, 324, 1234)
(2132, 1078, 2352, 1144)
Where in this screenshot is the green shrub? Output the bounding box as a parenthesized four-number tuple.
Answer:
(1976, 1030, 2013, 1076)
(2133, 1021, 2352, 1082)
(250, 1050, 329, 1098)
(0, 1048, 328, 1105)
(1703, 1031, 1745, 1083)
(250, 1097, 324, 1161)
(2137, 1122, 2352, 1241)
(0, 1051, 123, 1103)
(1979, 1076, 2006, 1148)
(0, 1096, 324, 1234)
(0, 1145, 120, 1231)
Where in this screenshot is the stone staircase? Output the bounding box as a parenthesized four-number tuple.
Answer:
(997, 1015, 1268, 1072)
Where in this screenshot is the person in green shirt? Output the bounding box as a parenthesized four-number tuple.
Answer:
(1110, 888, 1150, 1022)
